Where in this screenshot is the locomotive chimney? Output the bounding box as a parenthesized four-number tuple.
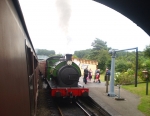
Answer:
(66, 54, 72, 61)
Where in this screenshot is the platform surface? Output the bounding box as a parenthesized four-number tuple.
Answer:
(79, 77, 145, 116)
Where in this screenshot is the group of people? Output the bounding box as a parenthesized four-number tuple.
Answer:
(83, 67, 110, 84)
(83, 67, 93, 84)
(83, 67, 101, 84)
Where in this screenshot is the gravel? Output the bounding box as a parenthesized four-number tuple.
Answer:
(36, 78, 52, 116)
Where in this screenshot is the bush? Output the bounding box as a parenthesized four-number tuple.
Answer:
(115, 69, 135, 85)
(115, 60, 128, 72)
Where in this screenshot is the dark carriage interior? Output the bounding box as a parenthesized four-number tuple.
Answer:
(94, 0, 150, 36)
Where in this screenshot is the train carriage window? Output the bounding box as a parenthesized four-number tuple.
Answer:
(26, 47, 33, 75)
(34, 56, 37, 68)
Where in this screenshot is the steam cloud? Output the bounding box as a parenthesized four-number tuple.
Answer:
(55, 0, 71, 35)
(55, 0, 73, 54)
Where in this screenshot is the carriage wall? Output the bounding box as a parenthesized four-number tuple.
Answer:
(0, 0, 39, 116)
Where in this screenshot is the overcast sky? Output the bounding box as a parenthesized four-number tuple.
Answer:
(19, 0, 149, 54)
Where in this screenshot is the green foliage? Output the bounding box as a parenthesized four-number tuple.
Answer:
(115, 69, 135, 85)
(74, 49, 91, 58)
(114, 50, 150, 82)
(116, 51, 128, 58)
(74, 38, 150, 85)
(91, 38, 108, 50)
(72, 54, 78, 58)
(140, 59, 150, 81)
(138, 53, 146, 69)
(79, 38, 111, 71)
(74, 38, 112, 71)
(144, 45, 150, 57)
(105, 59, 111, 69)
(141, 59, 150, 69)
(115, 59, 128, 72)
(96, 49, 111, 71)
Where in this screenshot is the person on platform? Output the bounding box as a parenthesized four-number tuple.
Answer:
(105, 68, 110, 85)
(84, 67, 88, 84)
(95, 69, 101, 83)
(88, 69, 92, 82)
(93, 68, 98, 82)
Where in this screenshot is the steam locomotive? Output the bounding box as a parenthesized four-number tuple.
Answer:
(40, 54, 89, 98)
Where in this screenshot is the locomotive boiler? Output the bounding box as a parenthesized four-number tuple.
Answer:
(45, 54, 89, 97)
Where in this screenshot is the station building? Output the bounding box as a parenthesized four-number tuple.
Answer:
(72, 58, 98, 76)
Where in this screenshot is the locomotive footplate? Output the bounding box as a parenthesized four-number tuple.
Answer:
(46, 79, 89, 97)
(51, 87, 89, 97)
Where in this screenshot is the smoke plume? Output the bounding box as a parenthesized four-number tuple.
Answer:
(55, 0, 73, 54)
(55, 0, 71, 36)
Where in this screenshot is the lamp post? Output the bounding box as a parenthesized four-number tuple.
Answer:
(142, 70, 149, 95)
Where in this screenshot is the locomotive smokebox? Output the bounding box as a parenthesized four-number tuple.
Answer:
(66, 54, 72, 61)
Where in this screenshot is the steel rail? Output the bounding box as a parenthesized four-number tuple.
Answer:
(57, 106, 64, 116)
(76, 101, 96, 116)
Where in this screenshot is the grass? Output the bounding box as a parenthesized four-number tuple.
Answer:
(122, 82, 150, 116)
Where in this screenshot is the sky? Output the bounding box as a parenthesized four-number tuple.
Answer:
(19, 0, 150, 54)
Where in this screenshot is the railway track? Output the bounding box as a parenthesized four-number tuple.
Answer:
(76, 100, 96, 116)
(37, 78, 111, 116)
(44, 93, 95, 116)
(78, 96, 111, 116)
(50, 96, 111, 116)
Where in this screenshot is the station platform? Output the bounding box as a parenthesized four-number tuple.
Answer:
(78, 77, 145, 116)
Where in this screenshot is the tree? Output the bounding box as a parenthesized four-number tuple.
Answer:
(74, 38, 111, 72)
(89, 38, 111, 71)
(91, 38, 108, 50)
(87, 49, 110, 71)
(72, 54, 78, 59)
(144, 45, 150, 57)
(115, 59, 128, 72)
(74, 49, 91, 58)
(96, 49, 111, 71)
